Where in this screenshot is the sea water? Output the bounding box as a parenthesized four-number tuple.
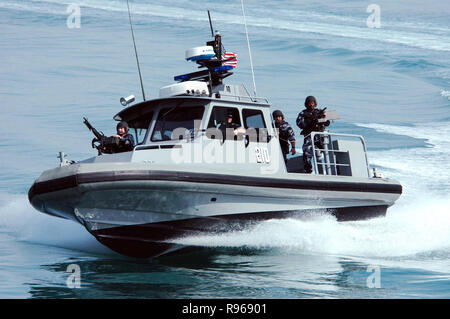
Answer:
(0, 0, 449, 298)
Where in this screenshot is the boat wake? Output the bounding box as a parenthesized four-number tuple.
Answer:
(0, 193, 113, 256)
(1, 187, 449, 262)
(356, 121, 450, 195)
(170, 196, 450, 259)
(171, 121, 450, 260)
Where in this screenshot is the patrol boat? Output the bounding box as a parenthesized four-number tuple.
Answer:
(28, 31, 402, 258)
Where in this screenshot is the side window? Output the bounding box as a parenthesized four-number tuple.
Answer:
(207, 106, 241, 128)
(151, 106, 204, 142)
(243, 109, 266, 129)
(242, 109, 269, 143)
(207, 106, 242, 141)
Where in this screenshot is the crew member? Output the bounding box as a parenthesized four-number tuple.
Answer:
(272, 110, 296, 163)
(217, 110, 245, 141)
(114, 121, 135, 153)
(296, 96, 330, 173)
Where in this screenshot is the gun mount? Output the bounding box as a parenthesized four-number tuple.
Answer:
(83, 117, 120, 155)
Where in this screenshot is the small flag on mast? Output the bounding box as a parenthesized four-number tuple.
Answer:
(222, 51, 237, 68)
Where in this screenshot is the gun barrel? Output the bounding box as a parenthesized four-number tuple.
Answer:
(83, 117, 92, 129)
(83, 117, 103, 140)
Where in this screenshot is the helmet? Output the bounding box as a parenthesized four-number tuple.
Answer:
(116, 121, 129, 132)
(272, 110, 284, 119)
(226, 110, 234, 118)
(304, 96, 317, 108)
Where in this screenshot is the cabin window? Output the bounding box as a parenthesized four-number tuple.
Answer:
(243, 109, 266, 129)
(242, 109, 269, 143)
(206, 106, 242, 141)
(129, 111, 153, 145)
(151, 106, 205, 142)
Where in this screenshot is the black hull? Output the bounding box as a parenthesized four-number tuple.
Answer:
(91, 205, 388, 258)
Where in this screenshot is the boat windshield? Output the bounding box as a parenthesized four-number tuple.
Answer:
(128, 111, 154, 145)
(151, 106, 205, 142)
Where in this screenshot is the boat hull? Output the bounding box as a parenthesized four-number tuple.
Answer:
(28, 168, 401, 258)
(90, 206, 388, 258)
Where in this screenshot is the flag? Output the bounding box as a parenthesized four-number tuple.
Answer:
(222, 51, 237, 68)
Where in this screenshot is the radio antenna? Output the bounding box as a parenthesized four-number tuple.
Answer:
(207, 10, 214, 37)
(240, 0, 257, 97)
(126, 0, 146, 101)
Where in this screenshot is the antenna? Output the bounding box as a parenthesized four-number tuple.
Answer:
(240, 0, 257, 97)
(207, 10, 214, 37)
(126, 0, 146, 101)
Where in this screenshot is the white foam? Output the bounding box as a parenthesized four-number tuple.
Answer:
(0, 194, 113, 255)
(356, 122, 450, 197)
(172, 197, 450, 258)
(0, 0, 67, 16)
(441, 90, 450, 100)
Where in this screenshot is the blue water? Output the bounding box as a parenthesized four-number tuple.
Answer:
(1, 0, 449, 298)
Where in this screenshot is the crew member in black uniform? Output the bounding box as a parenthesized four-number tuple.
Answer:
(296, 96, 330, 173)
(114, 121, 135, 153)
(217, 110, 244, 141)
(272, 110, 296, 163)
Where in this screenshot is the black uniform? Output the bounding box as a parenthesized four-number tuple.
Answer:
(275, 120, 295, 163)
(217, 121, 241, 141)
(116, 134, 135, 153)
(296, 108, 330, 136)
(296, 108, 330, 173)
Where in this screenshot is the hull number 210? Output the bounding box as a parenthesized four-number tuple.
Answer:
(255, 147, 270, 164)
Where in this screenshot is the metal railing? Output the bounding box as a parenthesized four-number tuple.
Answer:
(216, 84, 270, 104)
(217, 93, 269, 104)
(310, 132, 371, 177)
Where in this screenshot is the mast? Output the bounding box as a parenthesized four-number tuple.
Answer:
(126, 0, 146, 101)
(174, 11, 234, 90)
(240, 0, 257, 97)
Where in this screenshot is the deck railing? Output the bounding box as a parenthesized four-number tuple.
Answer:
(310, 132, 371, 177)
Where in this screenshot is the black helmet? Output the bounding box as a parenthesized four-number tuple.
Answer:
(272, 110, 284, 119)
(304, 96, 317, 108)
(116, 121, 129, 131)
(226, 110, 234, 118)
